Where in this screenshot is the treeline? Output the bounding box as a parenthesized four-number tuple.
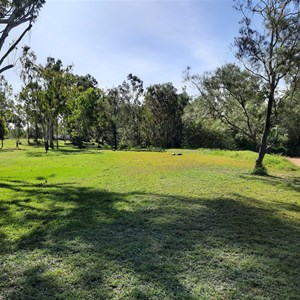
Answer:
(0, 47, 299, 155)
(0, 47, 190, 150)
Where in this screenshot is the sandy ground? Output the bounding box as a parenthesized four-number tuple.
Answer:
(288, 157, 300, 167)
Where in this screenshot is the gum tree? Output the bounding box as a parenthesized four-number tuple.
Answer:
(234, 0, 300, 173)
(184, 64, 266, 148)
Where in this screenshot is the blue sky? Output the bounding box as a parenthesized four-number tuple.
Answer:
(4, 0, 241, 92)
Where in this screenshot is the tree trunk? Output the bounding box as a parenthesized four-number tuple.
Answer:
(113, 127, 117, 150)
(34, 111, 38, 144)
(1, 138, 3, 149)
(64, 121, 66, 144)
(255, 90, 274, 169)
(48, 117, 54, 149)
(56, 119, 59, 149)
(27, 119, 30, 145)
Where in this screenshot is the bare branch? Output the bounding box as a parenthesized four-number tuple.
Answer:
(0, 23, 32, 68)
(0, 64, 14, 73)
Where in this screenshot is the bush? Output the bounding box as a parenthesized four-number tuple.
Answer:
(182, 121, 237, 150)
(251, 165, 268, 176)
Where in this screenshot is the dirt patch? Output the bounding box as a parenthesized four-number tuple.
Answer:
(288, 158, 300, 167)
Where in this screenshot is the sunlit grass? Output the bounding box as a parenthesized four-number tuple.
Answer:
(0, 140, 299, 299)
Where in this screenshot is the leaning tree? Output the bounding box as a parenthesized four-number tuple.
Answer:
(0, 0, 45, 74)
(234, 0, 300, 173)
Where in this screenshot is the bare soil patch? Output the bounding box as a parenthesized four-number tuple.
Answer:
(288, 157, 300, 167)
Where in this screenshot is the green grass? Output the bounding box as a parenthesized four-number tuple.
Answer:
(1, 140, 300, 299)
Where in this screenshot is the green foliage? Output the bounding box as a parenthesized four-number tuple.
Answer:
(279, 88, 300, 156)
(251, 165, 268, 176)
(0, 116, 7, 145)
(0, 76, 13, 147)
(144, 83, 189, 148)
(67, 87, 105, 147)
(117, 74, 144, 147)
(182, 120, 236, 149)
(184, 64, 265, 146)
(19, 49, 74, 148)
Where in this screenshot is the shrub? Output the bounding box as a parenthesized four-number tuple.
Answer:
(251, 165, 268, 176)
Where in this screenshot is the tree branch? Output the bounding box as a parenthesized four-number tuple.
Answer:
(0, 64, 14, 73)
(0, 23, 32, 69)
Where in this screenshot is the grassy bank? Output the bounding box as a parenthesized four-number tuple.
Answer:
(0, 140, 299, 299)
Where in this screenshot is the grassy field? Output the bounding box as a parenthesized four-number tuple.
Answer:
(0, 140, 299, 299)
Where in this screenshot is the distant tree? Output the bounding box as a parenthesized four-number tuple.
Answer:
(94, 92, 110, 147)
(144, 83, 188, 148)
(67, 87, 104, 148)
(0, 0, 45, 73)
(182, 99, 237, 150)
(0, 75, 13, 148)
(19, 46, 42, 144)
(118, 74, 144, 147)
(105, 88, 122, 150)
(0, 116, 6, 148)
(184, 64, 265, 148)
(234, 0, 300, 173)
(19, 81, 42, 143)
(75, 74, 98, 90)
(39, 57, 72, 148)
(11, 103, 24, 148)
(280, 87, 300, 156)
(19, 51, 71, 148)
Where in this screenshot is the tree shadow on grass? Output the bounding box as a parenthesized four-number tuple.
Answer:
(0, 148, 26, 153)
(0, 180, 299, 299)
(25, 148, 103, 157)
(240, 173, 300, 193)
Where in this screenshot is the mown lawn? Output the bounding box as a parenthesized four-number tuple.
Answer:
(0, 140, 299, 299)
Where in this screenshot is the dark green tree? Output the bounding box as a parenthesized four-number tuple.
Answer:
(182, 99, 237, 150)
(280, 87, 300, 156)
(105, 88, 122, 150)
(0, 116, 6, 148)
(118, 74, 144, 147)
(67, 87, 104, 148)
(144, 83, 188, 148)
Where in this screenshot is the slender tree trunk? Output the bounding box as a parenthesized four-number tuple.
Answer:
(64, 120, 66, 144)
(135, 116, 141, 146)
(113, 124, 117, 150)
(42, 122, 46, 144)
(27, 119, 30, 145)
(255, 90, 274, 169)
(34, 111, 38, 144)
(49, 117, 54, 149)
(1, 138, 3, 149)
(56, 119, 59, 149)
